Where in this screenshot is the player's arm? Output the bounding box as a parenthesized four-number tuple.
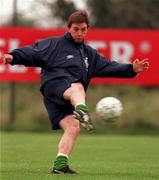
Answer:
(5, 45, 44, 67)
(2, 38, 53, 67)
(92, 50, 149, 78)
(2, 47, 42, 67)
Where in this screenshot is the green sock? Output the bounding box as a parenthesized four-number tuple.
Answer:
(75, 103, 88, 112)
(53, 155, 68, 169)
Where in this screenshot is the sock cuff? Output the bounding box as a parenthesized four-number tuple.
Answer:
(57, 153, 68, 159)
(75, 103, 88, 111)
(75, 103, 86, 107)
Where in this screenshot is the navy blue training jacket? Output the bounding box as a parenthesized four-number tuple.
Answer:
(9, 32, 136, 90)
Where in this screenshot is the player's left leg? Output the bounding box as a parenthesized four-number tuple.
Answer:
(63, 83, 86, 106)
(63, 83, 95, 131)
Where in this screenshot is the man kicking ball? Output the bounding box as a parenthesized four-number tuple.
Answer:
(3, 10, 149, 174)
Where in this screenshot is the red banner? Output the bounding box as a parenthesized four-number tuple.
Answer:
(0, 27, 159, 86)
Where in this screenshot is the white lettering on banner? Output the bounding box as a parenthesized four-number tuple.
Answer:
(0, 64, 5, 73)
(110, 41, 134, 63)
(139, 41, 152, 54)
(87, 41, 106, 56)
(35, 67, 41, 74)
(8, 65, 27, 73)
(8, 39, 27, 73)
(0, 39, 5, 57)
(8, 39, 20, 51)
(0, 39, 6, 72)
(0, 38, 28, 74)
(87, 40, 134, 63)
(87, 41, 107, 50)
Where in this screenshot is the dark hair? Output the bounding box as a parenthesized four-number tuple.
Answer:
(67, 10, 89, 28)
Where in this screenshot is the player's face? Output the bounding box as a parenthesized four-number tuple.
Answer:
(69, 23, 88, 43)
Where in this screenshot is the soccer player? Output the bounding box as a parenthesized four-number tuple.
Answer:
(3, 11, 149, 174)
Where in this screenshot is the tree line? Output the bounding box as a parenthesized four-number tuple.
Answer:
(4, 0, 159, 29)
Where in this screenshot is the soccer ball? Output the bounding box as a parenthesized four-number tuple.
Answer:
(96, 97, 123, 122)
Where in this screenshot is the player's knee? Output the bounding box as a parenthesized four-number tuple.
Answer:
(67, 119, 80, 136)
(61, 115, 80, 136)
(72, 83, 84, 91)
(63, 83, 84, 100)
(69, 125, 80, 136)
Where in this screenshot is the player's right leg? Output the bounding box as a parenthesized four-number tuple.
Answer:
(63, 83, 95, 131)
(52, 115, 80, 174)
(43, 95, 79, 174)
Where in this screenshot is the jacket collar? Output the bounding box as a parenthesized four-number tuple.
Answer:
(64, 32, 84, 46)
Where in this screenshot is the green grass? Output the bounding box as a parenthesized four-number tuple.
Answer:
(1, 132, 159, 180)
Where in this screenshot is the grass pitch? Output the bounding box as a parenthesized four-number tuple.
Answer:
(1, 132, 159, 180)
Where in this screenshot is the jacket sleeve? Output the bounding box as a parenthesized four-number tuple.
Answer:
(9, 38, 52, 67)
(92, 50, 137, 78)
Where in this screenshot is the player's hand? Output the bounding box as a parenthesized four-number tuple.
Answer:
(133, 58, 149, 73)
(2, 54, 13, 64)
